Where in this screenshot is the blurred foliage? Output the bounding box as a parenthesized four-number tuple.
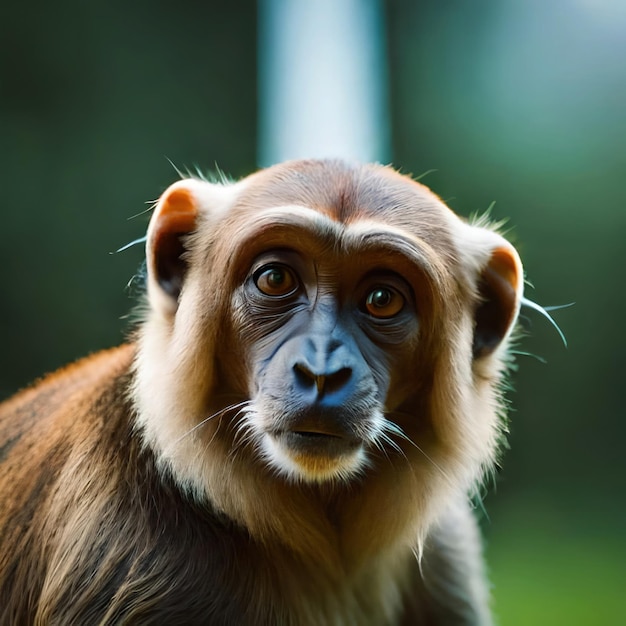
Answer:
(487, 499, 625, 625)
(1, 0, 624, 622)
(0, 0, 257, 396)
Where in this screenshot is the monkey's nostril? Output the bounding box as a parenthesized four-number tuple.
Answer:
(324, 367, 352, 394)
(293, 363, 352, 396)
(293, 363, 317, 389)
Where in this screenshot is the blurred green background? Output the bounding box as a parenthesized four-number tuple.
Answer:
(1, 1, 624, 623)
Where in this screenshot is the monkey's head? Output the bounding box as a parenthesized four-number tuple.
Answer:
(133, 160, 522, 547)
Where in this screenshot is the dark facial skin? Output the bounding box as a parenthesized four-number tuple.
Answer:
(235, 242, 421, 470)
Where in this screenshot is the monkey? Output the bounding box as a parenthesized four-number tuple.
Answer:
(0, 159, 523, 625)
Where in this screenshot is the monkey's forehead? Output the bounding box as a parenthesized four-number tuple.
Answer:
(233, 159, 457, 244)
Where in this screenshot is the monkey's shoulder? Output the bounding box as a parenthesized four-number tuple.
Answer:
(0, 344, 135, 443)
(0, 344, 137, 562)
(0, 344, 264, 625)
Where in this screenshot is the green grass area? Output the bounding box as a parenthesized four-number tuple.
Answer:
(486, 515, 625, 625)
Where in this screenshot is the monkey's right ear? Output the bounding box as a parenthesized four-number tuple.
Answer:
(146, 178, 236, 316)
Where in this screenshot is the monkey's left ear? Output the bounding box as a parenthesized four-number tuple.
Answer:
(145, 178, 237, 317)
(470, 233, 524, 358)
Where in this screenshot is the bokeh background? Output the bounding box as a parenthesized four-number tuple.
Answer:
(1, 1, 624, 623)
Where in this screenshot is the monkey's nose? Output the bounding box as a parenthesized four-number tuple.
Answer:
(293, 362, 353, 398)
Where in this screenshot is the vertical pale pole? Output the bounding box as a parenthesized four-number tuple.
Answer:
(258, 0, 390, 166)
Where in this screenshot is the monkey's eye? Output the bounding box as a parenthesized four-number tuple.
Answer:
(254, 264, 298, 297)
(364, 287, 405, 318)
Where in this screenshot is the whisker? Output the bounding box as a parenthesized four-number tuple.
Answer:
(370, 433, 393, 465)
(382, 417, 456, 488)
(228, 407, 258, 459)
(521, 296, 568, 347)
(377, 431, 406, 459)
(170, 401, 250, 449)
(231, 413, 254, 450)
(201, 412, 225, 452)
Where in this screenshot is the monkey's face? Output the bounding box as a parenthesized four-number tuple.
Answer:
(231, 240, 420, 482)
(135, 160, 523, 495)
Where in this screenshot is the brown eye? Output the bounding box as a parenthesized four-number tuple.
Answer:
(364, 287, 404, 318)
(254, 264, 298, 297)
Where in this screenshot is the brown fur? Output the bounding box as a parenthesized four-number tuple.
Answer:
(0, 160, 523, 625)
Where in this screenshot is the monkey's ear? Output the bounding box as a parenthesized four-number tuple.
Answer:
(146, 181, 198, 315)
(146, 178, 237, 316)
(472, 237, 523, 358)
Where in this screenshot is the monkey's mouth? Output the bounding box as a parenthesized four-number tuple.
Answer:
(272, 427, 362, 459)
(259, 410, 370, 480)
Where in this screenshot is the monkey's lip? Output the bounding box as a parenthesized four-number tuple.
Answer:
(272, 428, 362, 458)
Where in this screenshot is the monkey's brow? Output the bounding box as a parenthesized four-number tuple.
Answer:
(233, 207, 436, 258)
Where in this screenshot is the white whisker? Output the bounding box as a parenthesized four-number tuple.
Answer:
(377, 431, 406, 459)
(228, 407, 257, 459)
(383, 417, 455, 488)
(370, 433, 393, 464)
(170, 401, 250, 449)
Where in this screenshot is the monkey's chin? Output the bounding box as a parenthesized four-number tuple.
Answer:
(261, 432, 367, 483)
